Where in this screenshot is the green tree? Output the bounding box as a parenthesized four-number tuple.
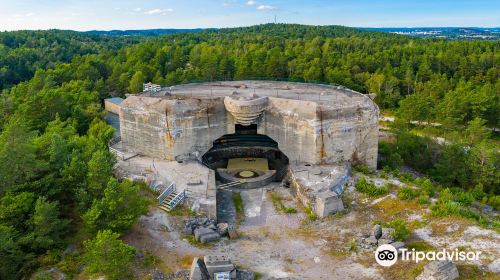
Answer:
(468, 141, 499, 193)
(83, 230, 136, 280)
(84, 179, 149, 233)
(23, 197, 68, 252)
(397, 93, 434, 123)
(128, 71, 145, 93)
(0, 224, 24, 280)
(0, 120, 42, 191)
(464, 117, 491, 145)
(86, 151, 115, 195)
(433, 144, 471, 188)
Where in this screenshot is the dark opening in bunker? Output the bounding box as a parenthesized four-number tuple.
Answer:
(202, 125, 289, 188)
(235, 124, 257, 135)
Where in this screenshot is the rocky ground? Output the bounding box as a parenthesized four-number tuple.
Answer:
(123, 175, 499, 280)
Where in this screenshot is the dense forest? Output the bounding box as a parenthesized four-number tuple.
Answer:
(0, 24, 498, 279)
(0, 30, 141, 89)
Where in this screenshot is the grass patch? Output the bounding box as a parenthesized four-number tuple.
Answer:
(457, 264, 498, 280)
(168, 204, 196, 217)
(374, 198, 422, 219)
(355, 176, 389, 197)
(379, 261, 425, 280)
(430, 193, 498, 231)
(353, 164, 373, 175)
(184, 235, 213, 249)
(232, 192, 245, 226)
(140, 251, 159, 268)
(398, 186, 418, 200)
(417, 194, 430, 204)
(303, 206, 318, 222)
(406, 240, 435, 252)
(270, 193, 297, 214)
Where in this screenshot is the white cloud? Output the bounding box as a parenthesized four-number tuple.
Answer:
(256, 5, 277, 10)
(144, 8, 173, 15)
(134, 8, 142, 12)
(247, 0, 256, 5)
(13, 12, 34, 18)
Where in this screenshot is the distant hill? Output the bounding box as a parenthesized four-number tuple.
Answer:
(85, 28, 209, 36)
(359, 27, 500, 40)
(83, 26, 500, 40)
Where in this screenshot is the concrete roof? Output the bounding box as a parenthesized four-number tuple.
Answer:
(105, 97, 124, 105)
(138, 81, 374, 109)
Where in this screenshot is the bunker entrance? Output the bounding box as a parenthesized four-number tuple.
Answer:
(202, 125, 289, 188)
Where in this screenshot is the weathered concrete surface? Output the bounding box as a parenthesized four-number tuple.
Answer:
(203, 255, 235, 276)
(114, 156, 217, 219)
(104, 97, 123, 115)
(416, 260, 459, 280)
(288, 163, 349, 218)
(224, 92, 268, 125)
(117, 81, 379, 169)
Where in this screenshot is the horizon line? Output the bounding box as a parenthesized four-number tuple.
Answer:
(1, 23, 500, 33)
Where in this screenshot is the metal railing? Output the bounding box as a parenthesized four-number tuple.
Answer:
(157, 183, 175, 204)
(108, 136, 121, 146)
(218, 180, 244, 190)
(168, 190, 186, 209)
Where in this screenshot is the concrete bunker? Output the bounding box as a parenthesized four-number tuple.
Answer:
(107, 80, 379, 218)
(202, 124, 289, 188)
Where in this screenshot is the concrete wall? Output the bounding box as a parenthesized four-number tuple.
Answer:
(260, 98, 318, 164)
(120, 98, 170, 159)
(119, 92, 378, 169)
(120, 97, 232, 160)
(104, 99, 122, 115)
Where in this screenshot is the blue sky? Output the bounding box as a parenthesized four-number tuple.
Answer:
(1, 0, 499, 31)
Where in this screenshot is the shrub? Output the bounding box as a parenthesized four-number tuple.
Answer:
(398, 186, 418, 200)
(438, 188, 453, 203)
(34, 272, 53, 280)
(382, 165, 392, 174)
(487, 196, 500, 211)
(353, 164, 372, 175)
(454, 192, 474, 206)
(431, 201, 460, 217)
(418, 178, 435, 197)
(355, 176, 389, 197)
(470, 184, 486, 201)
(459, 208, 481, 220)
(399, 172, 414, 183)
(388, 152, 403, 168)
(387, 219, 410, 241)
(417, 194, 430, 205)
(391, 168, 400, 178)
(349, 239, 357, 252)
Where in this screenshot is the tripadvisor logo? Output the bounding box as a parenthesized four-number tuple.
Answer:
(375, 244, 398, 267)
(375, 244, 482, 267)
